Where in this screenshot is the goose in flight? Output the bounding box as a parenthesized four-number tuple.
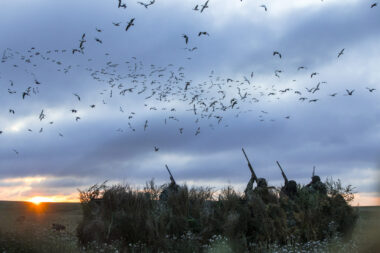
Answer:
(310, 72, 319, 78)
(200, 0, 209, 13)
(273, 51, 281, 58)
(198, 31, 209, 36)
(126, 18, 135, 31)
(118, 0, 127, 8)
(346, 89, 354, 95)
(182, 34, 189, 44)
(73, 93, 81, 101)
(39, 110, 45, 121)
(366, 87, 376, 92)
(337, 48, 345, 58)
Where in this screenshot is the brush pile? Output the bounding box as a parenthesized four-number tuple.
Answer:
(77, 179, 357, 252)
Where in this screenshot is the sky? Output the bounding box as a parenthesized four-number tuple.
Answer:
(0, 0, 379, 206)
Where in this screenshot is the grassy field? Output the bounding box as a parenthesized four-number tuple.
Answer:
(0, 201, 379, 252)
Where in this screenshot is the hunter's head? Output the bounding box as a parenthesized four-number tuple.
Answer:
(257, 178, 267, 187)
(311, 175, 321, 183)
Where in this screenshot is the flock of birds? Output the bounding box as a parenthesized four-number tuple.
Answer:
(0, 0, 378, 156)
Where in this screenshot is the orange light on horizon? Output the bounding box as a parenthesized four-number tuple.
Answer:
(28, 196, 55, 205)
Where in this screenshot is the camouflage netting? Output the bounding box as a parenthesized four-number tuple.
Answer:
(76, 178, 358, 251)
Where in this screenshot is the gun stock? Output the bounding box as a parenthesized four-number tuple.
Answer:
(242, 148, 258, 182)
(276, 161, 288, 185)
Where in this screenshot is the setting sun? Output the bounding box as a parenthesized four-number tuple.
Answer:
(29, 196, 54, 205)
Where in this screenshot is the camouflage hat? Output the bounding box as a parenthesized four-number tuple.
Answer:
(311, 175, 321, 183)
(257, 178, 267, 187)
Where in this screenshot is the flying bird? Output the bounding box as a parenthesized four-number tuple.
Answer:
(185, 81, 190, 90)
(95, 38, 103, 44)
(154, 146, 159, 152)
(138, 0, 155, 8)
(182, 34, 189, 44)
(273, 51, 281, 58)
(366, 87, 376, 92)
(126, 18, 135, 31)
(200, 0, 209, 13)
(337, 48, 345, 58)
(73, 93, 81, 101)
(310, 72, 319, 78)
(346, 89, 355, 95)
(118, 0, 127, 8)
(260, 5, 267, 11)
(198, 31, 209, 36)
(193, 5, 199, 11)
(297, 66, 306, 71)
(144, 120, 148, 131)
(39, 110, 45, 121)
(371, 3, 377, 8)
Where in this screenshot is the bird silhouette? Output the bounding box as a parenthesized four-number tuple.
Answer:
(366, 87, 376, 92)
(182, 34, 189, 44)
(154, 146, 159, 152)
(39, 110, 45, 121)
(73, 93, 81, 101)
(297, 66, 306, 71)
(273, 51, 282, 58)
(118, 0, 127, 8)
(310, 72, 319, 78)
(337, 48, 345, 58)
(260, 5, 267, 11)
(200, 0, 209, 12)
(371, 3, 377, 8)
(346, 89, 354, 95)
(198, 31, 209, 36)
(126, 18, 135, 31)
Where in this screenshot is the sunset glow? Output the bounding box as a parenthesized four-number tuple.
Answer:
(29, 196, 55, 205)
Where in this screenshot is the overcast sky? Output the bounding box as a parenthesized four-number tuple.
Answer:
(0, 0, 379, 205)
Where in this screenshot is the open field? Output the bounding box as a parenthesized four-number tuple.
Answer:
(0, 201, 379, 252)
